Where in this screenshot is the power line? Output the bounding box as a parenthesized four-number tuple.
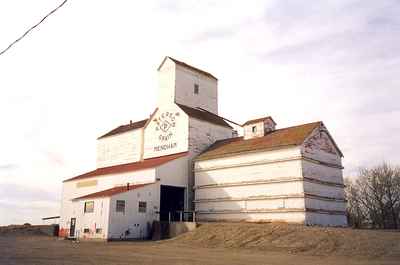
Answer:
(0, 0, 69, 57)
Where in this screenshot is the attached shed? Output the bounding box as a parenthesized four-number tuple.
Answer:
(194, 121, 347, 226)
(69, 182, 159, 240)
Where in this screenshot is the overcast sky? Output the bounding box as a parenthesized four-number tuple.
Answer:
(0, 0, 399, 225)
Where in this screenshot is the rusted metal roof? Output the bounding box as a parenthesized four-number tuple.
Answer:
(243, 116, 276, 126)
(63, 152, 188, 182)
(177, 104, 232, 128)
(73, 183, 154, 200)
(196, 122, 323, 160)
(98, 119, 148, 139)
(158, 56, 218, 80)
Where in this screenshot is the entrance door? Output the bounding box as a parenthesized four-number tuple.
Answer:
(160, 185, 185, 221)
(69, 218, 76, 238)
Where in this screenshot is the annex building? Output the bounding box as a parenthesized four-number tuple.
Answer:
(59, 57, 347, 240)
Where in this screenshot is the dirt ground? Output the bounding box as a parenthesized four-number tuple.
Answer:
(177, 222, 400, 257)
(0, 223, 399, 265)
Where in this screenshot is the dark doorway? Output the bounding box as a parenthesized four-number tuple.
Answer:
(160, 185, 185, 221)
(69, 218, 76, 238)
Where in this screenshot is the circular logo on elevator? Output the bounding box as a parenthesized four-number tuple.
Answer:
(153, 111, 179, 141)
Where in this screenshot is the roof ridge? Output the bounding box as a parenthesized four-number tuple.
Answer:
(269, 121, 322, 133)
(243, 116, 276, 126)
(207, 121, 322, 146)
(196, 121, 324, 161)
(166, 56, 218, 80)
(98, 118, 148, 139)
(73, 182, 155, 200)
(63, 152, 188, 182)
(176, 103, 233, 129)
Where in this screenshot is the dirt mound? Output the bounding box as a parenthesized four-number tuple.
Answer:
(0, 225, 50, 237)
(173, 222, 400, 258)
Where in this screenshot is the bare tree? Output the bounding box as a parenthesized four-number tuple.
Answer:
(345, 178, 365, 228)
(345, 163, 400, 229)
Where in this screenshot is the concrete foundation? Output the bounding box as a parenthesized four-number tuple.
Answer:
(168, 222, 197, 238)
(152, 221, 197, 240)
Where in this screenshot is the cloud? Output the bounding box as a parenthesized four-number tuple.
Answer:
(156, 0, 180, 12)
(43, 150, 66, 167)
(0, 183, 59, 225)
(185, 27, 236, 43)
(0, 163, 19, 171)
(0, 199, 59, 226)
(0, 183, 58, 202)
(1, 0, 400, 224)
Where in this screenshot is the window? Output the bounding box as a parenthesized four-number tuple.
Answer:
(252, 126, 257, 133)
(83, 228, 90, 233)
(96, 228, 102, 234)
(84, 201, 94, 213)
(138, 201, 147, 213)
(116, 200, 125, 213)
(194, 84, 199, 94)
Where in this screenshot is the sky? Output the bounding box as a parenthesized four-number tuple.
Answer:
(0, 0, 399, 226)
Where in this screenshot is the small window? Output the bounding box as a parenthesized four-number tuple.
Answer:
(138, 201, 147, 213)
(96, 228, 102, 234)
(116, 200, 125, 213)
(84, 201, 94, 213)
(252, 126, 257, 133)
(194, 84, 199, 94)
(83, 228, 90, 233)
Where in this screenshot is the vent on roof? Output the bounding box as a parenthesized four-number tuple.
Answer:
(243, 116, 276, 140)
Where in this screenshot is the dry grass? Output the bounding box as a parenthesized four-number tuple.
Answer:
(1, 223, 400, 265)
(174, 222, 400, 258)
(0, 225, 48, 237)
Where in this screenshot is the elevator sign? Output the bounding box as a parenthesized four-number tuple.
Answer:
(153, 111, 179, 152)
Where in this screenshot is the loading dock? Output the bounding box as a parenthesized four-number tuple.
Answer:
(160, 185, 185, 221)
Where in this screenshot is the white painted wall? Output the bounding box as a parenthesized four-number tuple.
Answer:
(63, 183, 161, 240)
(301, 124, 347, 226)
(243, 121, 264, 140)
(305, 212, 347, 226)
(69, 197, 110, 240)
(60, 157, 188, 238)
(96, 129, 143, 168)
(187, 117, 233, 208)
(302, 160, 343, 184)
(196, 212, 306, 223)
(196, 181, 304, 200)
(174, 64, 218, 114)
(156, 156, 189, 187)
(108, 183, 160, 239)
(157, 58, 176, 108)
(143, 104, 189, 159)
(188, 118, 232, 156)
(194, 148, 306, 223)
(302, 124, 342, 166)
(196, 197, 305, 212)
(304, 197, 346, 212)
(157, 57, 218, 114)
(59, 168, 157, 236)
(243, 119, 275, 140)
(194, 137, 347, 226)
(195, 147, 302, 171)
(303, 182, 345, 200)
(156, 156, 189, 211)
(196, 159, 303, 187)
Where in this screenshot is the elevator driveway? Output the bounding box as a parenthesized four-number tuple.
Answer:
(0, 236, 398, 265)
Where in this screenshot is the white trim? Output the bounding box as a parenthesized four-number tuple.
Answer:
(195, 155, 343, 173)
(194, 176, 345, 190)
(197, 208, 346, 216)
(194, 193, 346, 203)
